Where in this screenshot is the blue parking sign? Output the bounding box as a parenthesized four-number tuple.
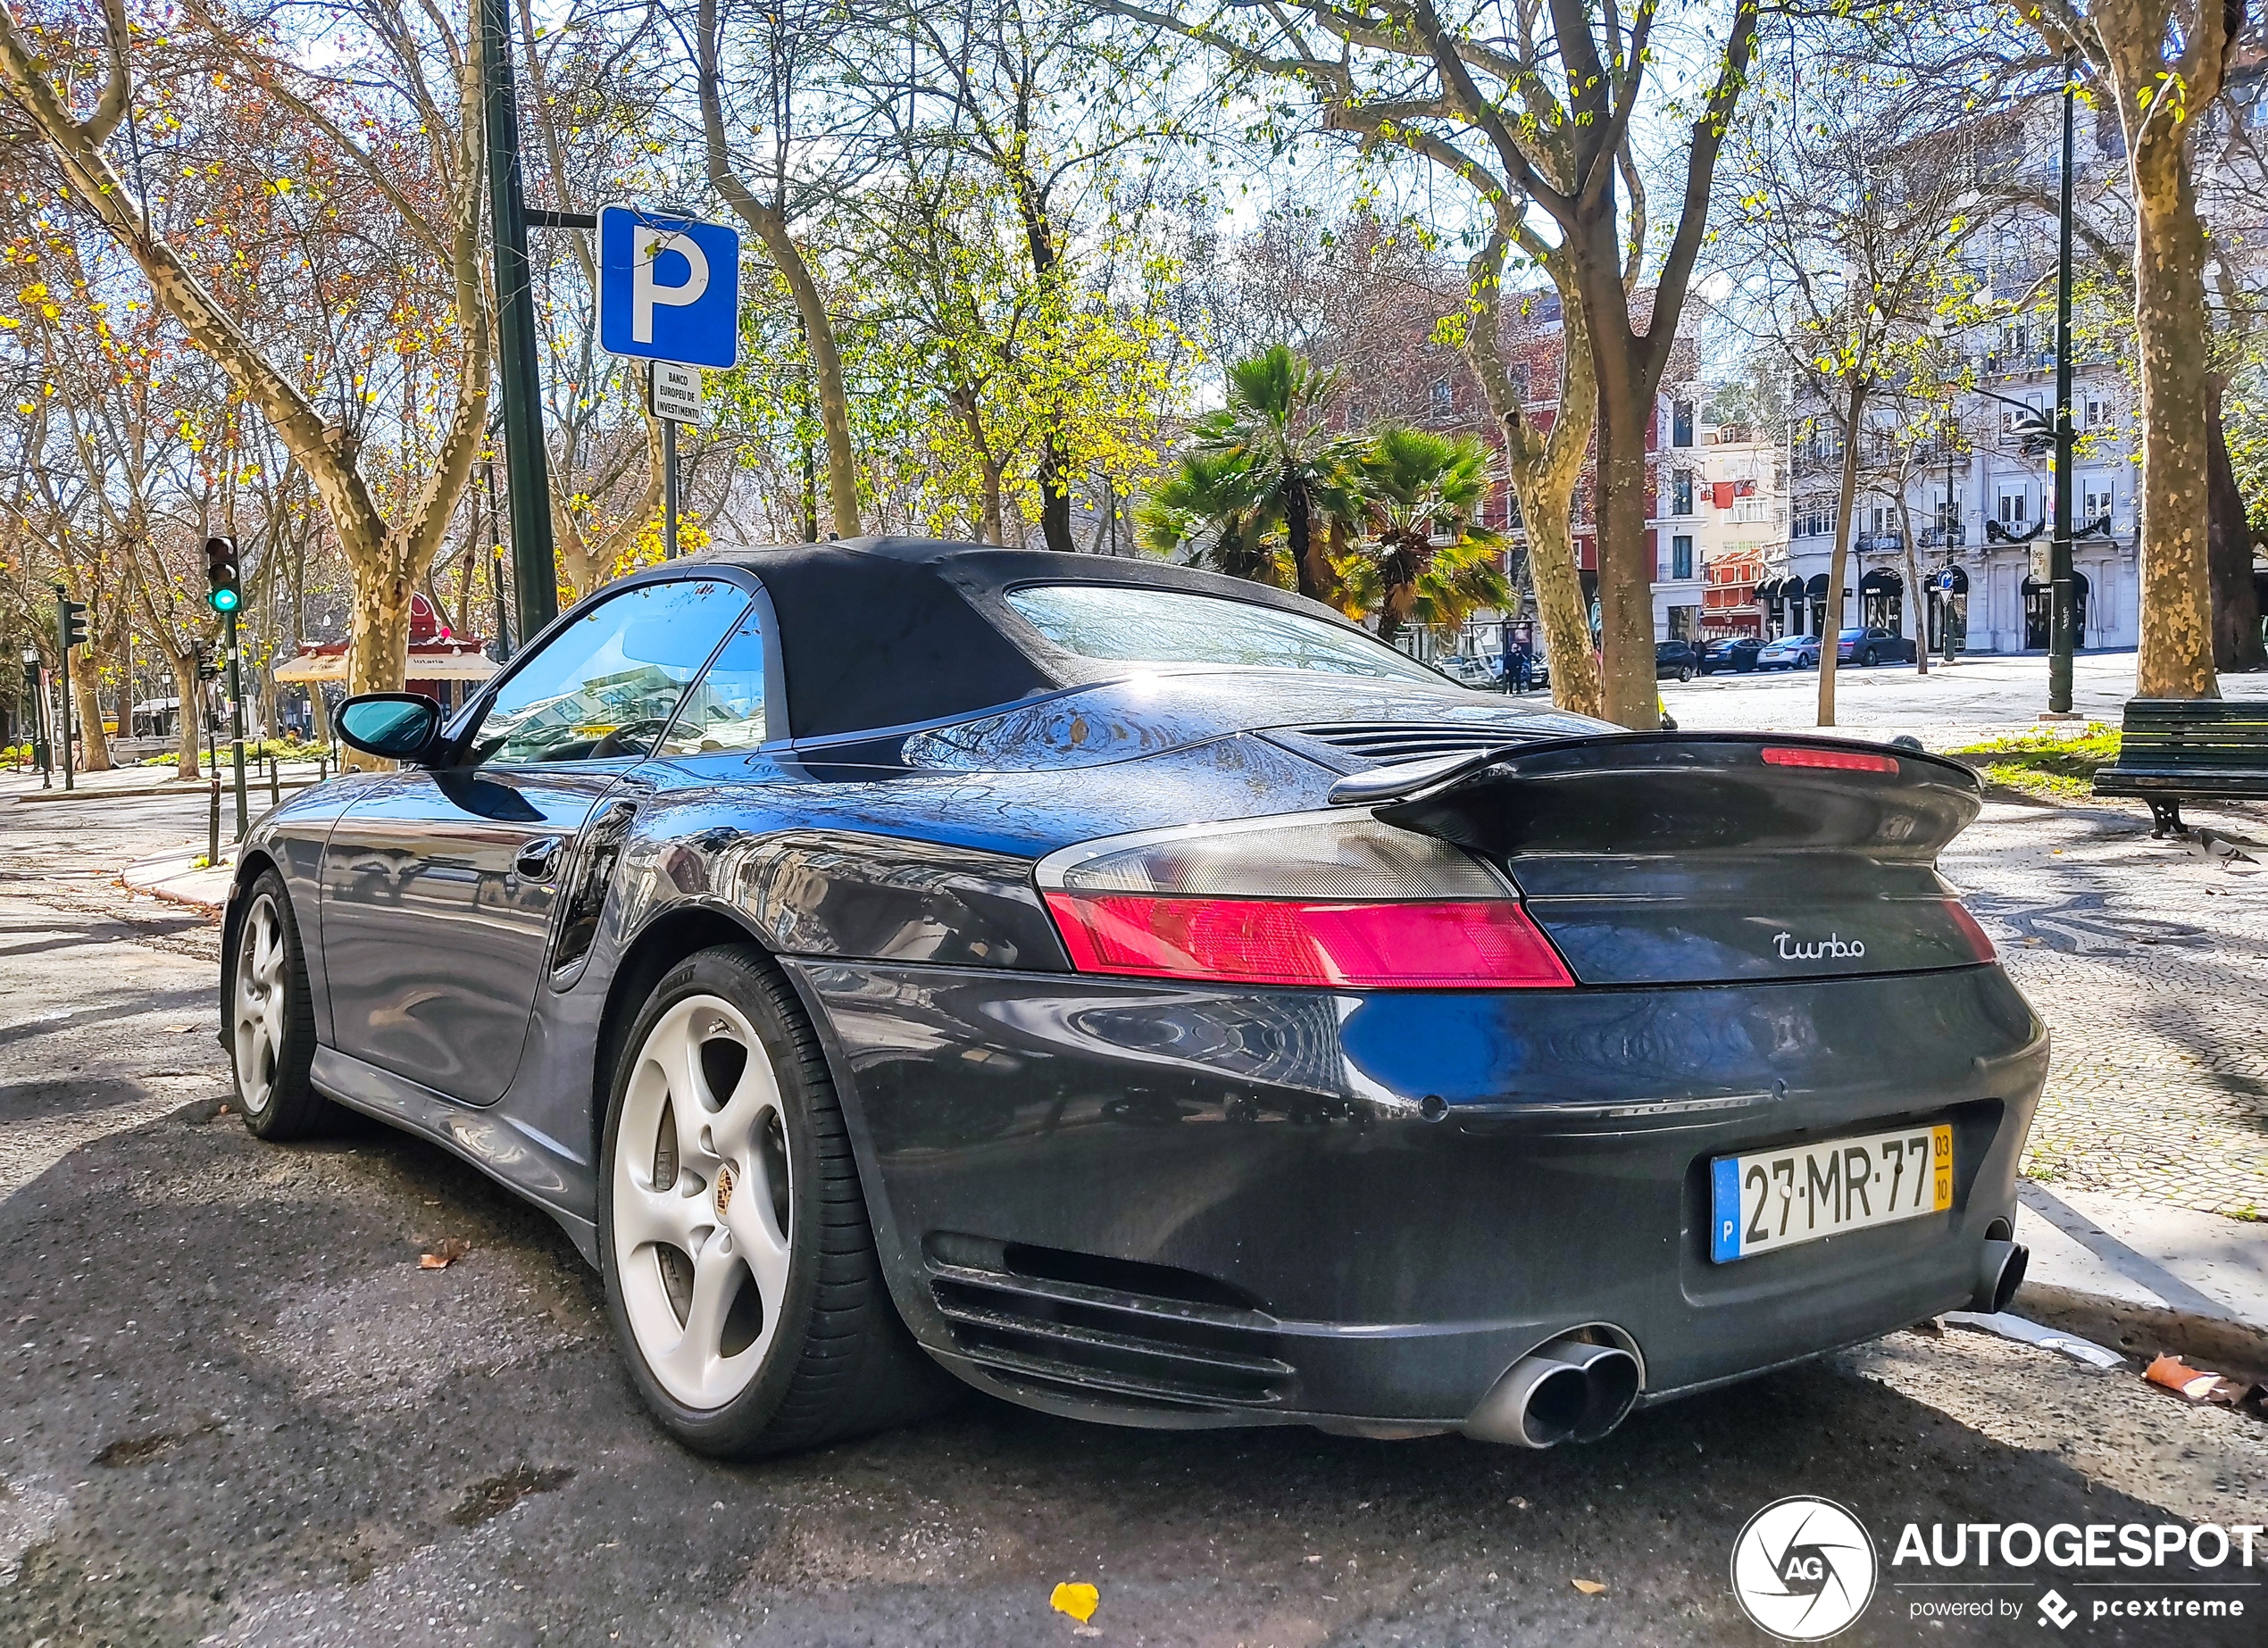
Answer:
(596, 204, 741, 370)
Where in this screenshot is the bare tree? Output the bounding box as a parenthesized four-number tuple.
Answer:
(0, 0, 492, 707)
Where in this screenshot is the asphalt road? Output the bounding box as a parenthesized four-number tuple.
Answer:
(4, 786, 2264, 1648)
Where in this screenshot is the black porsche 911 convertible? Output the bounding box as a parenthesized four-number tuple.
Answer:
(222, 539, 2043, 1457)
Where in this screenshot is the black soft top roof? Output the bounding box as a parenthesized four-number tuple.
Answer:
(701, 537, 1359, 740)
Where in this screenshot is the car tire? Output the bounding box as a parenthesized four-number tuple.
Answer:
(597, 944, 953, 1458)
(1677, 665, 1694, 682)
(1860, 647, 1877, 667)
(228, 870, 334, 1141)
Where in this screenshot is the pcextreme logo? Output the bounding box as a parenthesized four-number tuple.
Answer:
(1730, 1496, 1878, 1640)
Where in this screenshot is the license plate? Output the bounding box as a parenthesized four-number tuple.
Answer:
(1709, 1123, 1952, 1262)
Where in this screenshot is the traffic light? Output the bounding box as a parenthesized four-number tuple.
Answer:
(57, 595, 88, 651)
(193, 641, 218, 682)
(204, 537, 241, 613)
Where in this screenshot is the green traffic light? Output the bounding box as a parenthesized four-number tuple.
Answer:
(210, 587, 240, 612)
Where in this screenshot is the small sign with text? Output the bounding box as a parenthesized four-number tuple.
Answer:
(648, 362, 706, 426)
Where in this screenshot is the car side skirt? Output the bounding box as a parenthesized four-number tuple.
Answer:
(310, 1045, 599, 1261)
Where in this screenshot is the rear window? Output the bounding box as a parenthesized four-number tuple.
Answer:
(1005, 583, 1443, 683)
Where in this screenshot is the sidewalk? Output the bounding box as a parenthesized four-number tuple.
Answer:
(121, 844, 238, 911)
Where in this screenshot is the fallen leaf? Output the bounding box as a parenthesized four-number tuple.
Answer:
(419, 1238, 472, 1270)
(1572, 1578, 1607, 1595)
(1050, 1581, 1099, 1623)
(163, 1025, 193, 1033)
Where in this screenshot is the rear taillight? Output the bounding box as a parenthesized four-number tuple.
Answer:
(1945, 899, 1998, 961)
(1035, 813, 1574, 989)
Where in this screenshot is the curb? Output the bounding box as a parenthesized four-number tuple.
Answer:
(121, 851, 237, 917)
(2012, 1279, 2268, 1385)
(12, 777, 321, 806)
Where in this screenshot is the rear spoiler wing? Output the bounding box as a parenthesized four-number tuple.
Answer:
(1328, 730, 1963, 806)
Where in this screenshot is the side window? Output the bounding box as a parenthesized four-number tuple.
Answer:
(464, 579, 751, 766)
(662, 605, 768, 754)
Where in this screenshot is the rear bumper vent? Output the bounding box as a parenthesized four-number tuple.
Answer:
(922, 1236, 1295, 1411)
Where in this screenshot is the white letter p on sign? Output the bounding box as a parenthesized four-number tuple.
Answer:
(632, 229, 710, 345)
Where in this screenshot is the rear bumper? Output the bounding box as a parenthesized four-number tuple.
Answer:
(788, 960, 2047, 1431)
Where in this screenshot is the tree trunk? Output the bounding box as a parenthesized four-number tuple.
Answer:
(308, 683, 331, 748)
(1037, 441, 1076, 553)
(951, 387, 1006, 545)
(69, 645, 113, 770)
(1285, 481, 1328, 603)
(347, 563, 414, 701)
(2206, 380, 2265, 673)
(2120, 69, 2220, 699)
(1590, 354, 1655, 728)
(1895, 491, 1930, 677)
(168, 655, 200, 779)
(1818, 381, 1868, 726)
(697, 0, 859, 542)
(1463, 237, 1604, 720)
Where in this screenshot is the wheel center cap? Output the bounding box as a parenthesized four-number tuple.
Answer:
(714, 1165, 735, 1217)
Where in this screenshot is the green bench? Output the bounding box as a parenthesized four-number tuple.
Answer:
(2093, 698, 2268, 836)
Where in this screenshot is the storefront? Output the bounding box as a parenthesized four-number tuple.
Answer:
(1858, 568, 1904, 634)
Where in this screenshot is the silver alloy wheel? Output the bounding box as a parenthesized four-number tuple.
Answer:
(232, 892, 288, 1116)
(613, 993, 795, 1410)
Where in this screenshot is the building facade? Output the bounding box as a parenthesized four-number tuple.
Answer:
(1775, 358, 2139, 655)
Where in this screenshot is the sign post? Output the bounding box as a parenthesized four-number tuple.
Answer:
(598, 204, 738, 563)
(646, 362, 708, 559)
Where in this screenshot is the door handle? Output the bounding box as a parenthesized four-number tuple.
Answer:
(514, 836, 565, 882)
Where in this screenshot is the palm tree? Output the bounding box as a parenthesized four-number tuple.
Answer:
(1350, 425, 1513, 645)
(1187, 345, 1363, 603)
(1138, 449, 1292, 588)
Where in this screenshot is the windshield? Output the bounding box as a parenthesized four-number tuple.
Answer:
(1839, 628, 1866, 641)
(1005, 584, 1445, 684)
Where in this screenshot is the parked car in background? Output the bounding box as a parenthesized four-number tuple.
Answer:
(1699, 637, 1763, 675)
(1655, 640, 1703, 682)
(1837, 627, 1918, 666)
(1437, 653, 1498, 689)
(1756, 634, 1822, 670)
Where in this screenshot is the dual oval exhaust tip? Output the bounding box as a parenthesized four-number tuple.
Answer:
(1972, 1236, 2029, 1315)
(1463, 1334, 1642, 1449)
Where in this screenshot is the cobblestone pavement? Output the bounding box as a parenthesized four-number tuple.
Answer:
(1943, 797, 2268, 1217)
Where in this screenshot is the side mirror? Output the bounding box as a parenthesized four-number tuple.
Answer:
(336, 693, 444, 764)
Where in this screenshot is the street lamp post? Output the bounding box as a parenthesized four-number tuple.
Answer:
(479, 0, 559, 651)
(2047, 54, 2079, 715)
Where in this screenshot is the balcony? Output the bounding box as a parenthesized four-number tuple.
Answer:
(1917, 526, 1966, 549)
(1856, 532, 1905, 554)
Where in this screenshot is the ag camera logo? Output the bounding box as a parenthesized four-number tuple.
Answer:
(1731, 1496, 1878, 1640)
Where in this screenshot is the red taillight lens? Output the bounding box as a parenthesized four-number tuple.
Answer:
(1944, 899, 1997, 961)
(1761, 745, 1900, 773)
(1044, 892, 1575, 989)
